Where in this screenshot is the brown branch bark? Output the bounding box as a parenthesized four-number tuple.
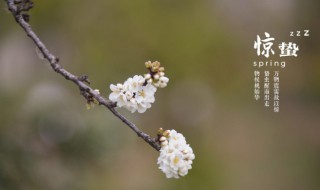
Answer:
(4, 0, 160, 151)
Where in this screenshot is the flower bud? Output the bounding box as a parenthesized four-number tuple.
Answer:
(144, 73, 151, 79)
(159, 67, 165, 72)
(94, 89, 100, 94)
(145, 61, 152, 68)
(161, 140, 168, 146)
(163, 130, 170, 137)
(160, 76, 169, 83)
(154, 74, 160, 80)
(159, 83, 167, 88)
(160, 136, 167, 142)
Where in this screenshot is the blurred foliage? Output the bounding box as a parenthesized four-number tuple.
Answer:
(1, 0, 320, 190)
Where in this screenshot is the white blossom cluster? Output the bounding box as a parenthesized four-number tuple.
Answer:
(157, 129, 195, 178)
(109, 75, 156, 113)
(109, 61, 169, 113)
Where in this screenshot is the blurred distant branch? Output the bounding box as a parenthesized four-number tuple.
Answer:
(4, 0, 160, 151)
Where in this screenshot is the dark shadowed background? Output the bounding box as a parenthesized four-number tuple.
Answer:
(1, 0, 320, 190)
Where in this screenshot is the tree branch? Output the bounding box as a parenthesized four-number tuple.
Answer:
(4, 0, 160, 151)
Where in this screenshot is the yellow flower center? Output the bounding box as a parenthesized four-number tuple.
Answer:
(140, 91, 145, 97)
(173, 156, 180, 165)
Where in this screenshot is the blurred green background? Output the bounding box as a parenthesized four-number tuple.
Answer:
(1, 0, 320, 190)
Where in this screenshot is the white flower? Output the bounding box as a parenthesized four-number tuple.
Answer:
(109, 75, 157, 113)
(152, 76, 169, 88)
(157, 130, 195, 178)
(109, 83, 127, 107)
(135, 83, 157, 113)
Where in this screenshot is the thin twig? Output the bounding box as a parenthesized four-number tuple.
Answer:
(4, 0, 160, 151)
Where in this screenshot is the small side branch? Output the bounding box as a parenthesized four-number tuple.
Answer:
(4, 0, 160, 151)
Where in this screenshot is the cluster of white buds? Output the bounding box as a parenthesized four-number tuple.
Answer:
(109, 61, 169, 113)
(144, 61, 169, 88)
(157, 129, 195, 179)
